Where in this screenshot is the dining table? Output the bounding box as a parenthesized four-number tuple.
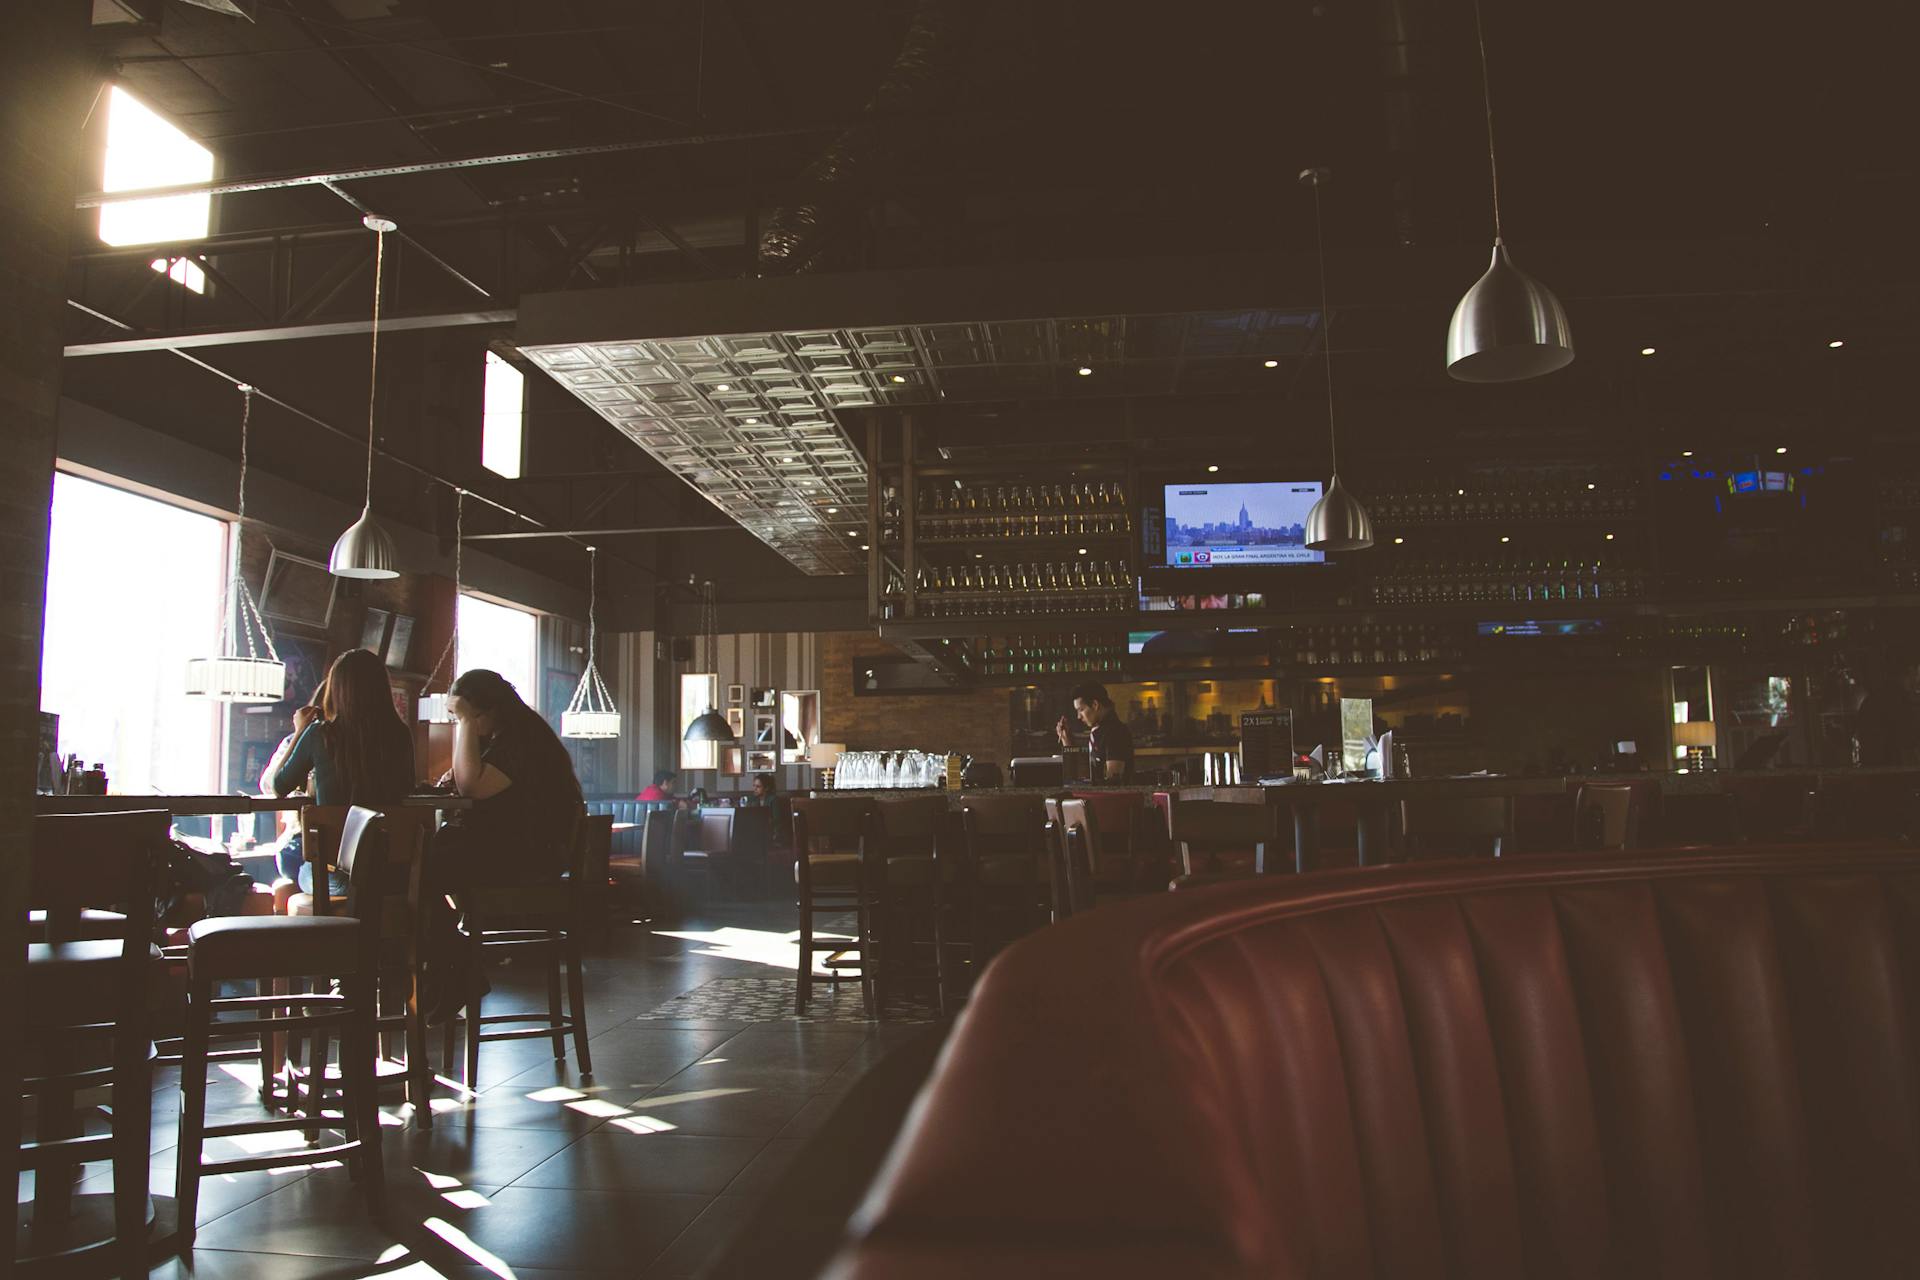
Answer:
(1199, 774, 1573, 866)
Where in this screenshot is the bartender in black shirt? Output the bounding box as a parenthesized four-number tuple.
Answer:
(1056, 682, 1135, 782)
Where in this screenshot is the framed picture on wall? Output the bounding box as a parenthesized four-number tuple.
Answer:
(260, 548, 338, 634)
(747, 751, 776, 773)
(726, 708, 745, 738)
(386, 614, 416, 670)
(726, 683, 744, 706)
(720, 745, 745, 775)
(360, 608, 391, 657)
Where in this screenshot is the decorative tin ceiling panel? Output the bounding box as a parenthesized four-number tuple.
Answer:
(522, 308, 1317, 576)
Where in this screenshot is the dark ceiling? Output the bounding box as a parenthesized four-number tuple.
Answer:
(59, 0, 1920, 613)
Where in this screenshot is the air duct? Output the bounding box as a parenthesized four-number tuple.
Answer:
(757, 0, 952, 274)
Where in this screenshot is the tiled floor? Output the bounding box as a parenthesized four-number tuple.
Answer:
(17, 902, 937, 1279)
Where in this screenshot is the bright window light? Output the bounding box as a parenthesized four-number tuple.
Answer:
(100, 86, 212, 293)
(482, 352, 525, 478)
(41, 473, 226, 795)
(456, 594, 538, 707)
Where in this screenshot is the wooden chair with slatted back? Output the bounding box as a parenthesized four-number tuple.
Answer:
(18, 810, 164, 1278)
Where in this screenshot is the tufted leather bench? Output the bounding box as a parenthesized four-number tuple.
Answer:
(828, 847, 1920, 1278)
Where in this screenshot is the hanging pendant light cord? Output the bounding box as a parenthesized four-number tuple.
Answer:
(1473, 0, 1503, 241)
(586, 546, 598, 671)
(363, 226, 385, 508)
(425, 488, 464, 690)
(1310, 177, 1339, 474)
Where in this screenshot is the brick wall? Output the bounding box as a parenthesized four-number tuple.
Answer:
(819, 632, 1012, 768)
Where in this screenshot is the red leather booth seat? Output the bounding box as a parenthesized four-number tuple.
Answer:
(827, 848, 1920, 1279)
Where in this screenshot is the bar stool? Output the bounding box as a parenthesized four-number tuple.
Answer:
(791, 797, 878, 1015)
(869, 796, 950, 1009)
(17, 810, 165, 1279)
(941, 795, 1051, 1008)
(174, 806, 389, 1245)
(291, 807, 438, 1128)
(1170, 798, 1288, 879)
(448, 810, 595, 1090)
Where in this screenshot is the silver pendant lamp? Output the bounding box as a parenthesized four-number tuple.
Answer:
(683, 579, 736, 743)
(184, 384, 288, 702)
(561, 545, 622, 739)
(329, 213, 401, 578)
(1299, 168, 1373, 554)
(1446, 0, 1573, 382)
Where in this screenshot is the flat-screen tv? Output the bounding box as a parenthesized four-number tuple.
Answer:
(1161, 481, 1324, 568)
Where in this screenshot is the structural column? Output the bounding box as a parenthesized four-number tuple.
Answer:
(1, 1, 96, 1163)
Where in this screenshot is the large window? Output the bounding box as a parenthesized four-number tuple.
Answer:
(457, 594, 538, 707)
(98, 85, 213, 293)
(41, 472, 228, 794)
(482, 352, 525, 479)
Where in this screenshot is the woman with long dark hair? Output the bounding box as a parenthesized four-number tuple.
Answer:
(267, 647, 415, 899)
(423, 668, 583, 1019)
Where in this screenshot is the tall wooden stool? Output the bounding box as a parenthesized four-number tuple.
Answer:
(448, 810, 595, 1090)
(791, 797, 878, 1015)
(174, 806, 390, 1245)
(17, 810, 164, 1278)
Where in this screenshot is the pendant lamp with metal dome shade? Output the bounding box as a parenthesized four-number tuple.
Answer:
(1298, 168, 1374, 554)
(1445, 0, 1573, 383)
(561, 546, 621, 739)
(683, 580, 736, 744)
(185, 384, 288, 702)
(329, 214, 401, 579)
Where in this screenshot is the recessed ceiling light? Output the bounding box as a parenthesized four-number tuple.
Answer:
(1263, 359, 1279, 368)
(1207, 464, 1220, 473)
(825, 506, 838, 514)
(1640, 347, 1656, 356)
(859, 543, 869, 550)
(744, 417, 759, 424)
(1605, 532, 1616, 541)
(1076, 365, 1093, 376)
(974, 552, 984, 559)
(1457, 488, 1466, 496)
(1499, 535, 1510, 543)
(1828, 339, 1845, 349)
(1392, 536, 1404, 545)
(715, 382, 731, 391)
(1586, 482, 1596, 490)
(1775, 446, 1788, 454)
(847, 531, 859, 536)
(890, 374, 906, 383)
(1682, 449, 1694, 457)
(1077, 547, 1088, 555)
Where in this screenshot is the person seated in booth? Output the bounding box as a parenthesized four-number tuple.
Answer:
(264, 648, 415, 912)
(424, 667, 584, 1022)
(637, 769, 680, 808)
(741, 773, 777, 807)
(1055, 682, 1136, 783)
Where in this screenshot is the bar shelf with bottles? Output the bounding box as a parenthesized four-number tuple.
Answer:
(1369, 552, 1648, 606)
(912, 557, 1133, 618)
(1366, 471, 1643, 526)
(977, 632, 1128, 678)
(888, 479, 1132, 544)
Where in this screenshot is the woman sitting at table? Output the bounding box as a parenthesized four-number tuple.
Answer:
(264, 647, 415, 909)
(424, 667, 583, 1020)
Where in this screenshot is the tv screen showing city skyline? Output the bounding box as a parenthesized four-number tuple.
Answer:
(1162, 481, 1325, 567)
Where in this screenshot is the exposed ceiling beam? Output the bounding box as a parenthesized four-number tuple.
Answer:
(63, 307, 515, 355)
(72, 129, 822, 208)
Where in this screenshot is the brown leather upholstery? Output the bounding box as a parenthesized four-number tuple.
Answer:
(830, 847, 1920, 1278)
(186, 915, 357, 978)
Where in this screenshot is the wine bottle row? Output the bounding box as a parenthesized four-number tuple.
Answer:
(886, 480, 1131, 542)
(1370, 558, 1646, 605)
(915, 559, 1130, 593)
(1369, 481, 1637, 524)
(1283, 624, 1465, 667)
(978, 634, 1126, 677)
